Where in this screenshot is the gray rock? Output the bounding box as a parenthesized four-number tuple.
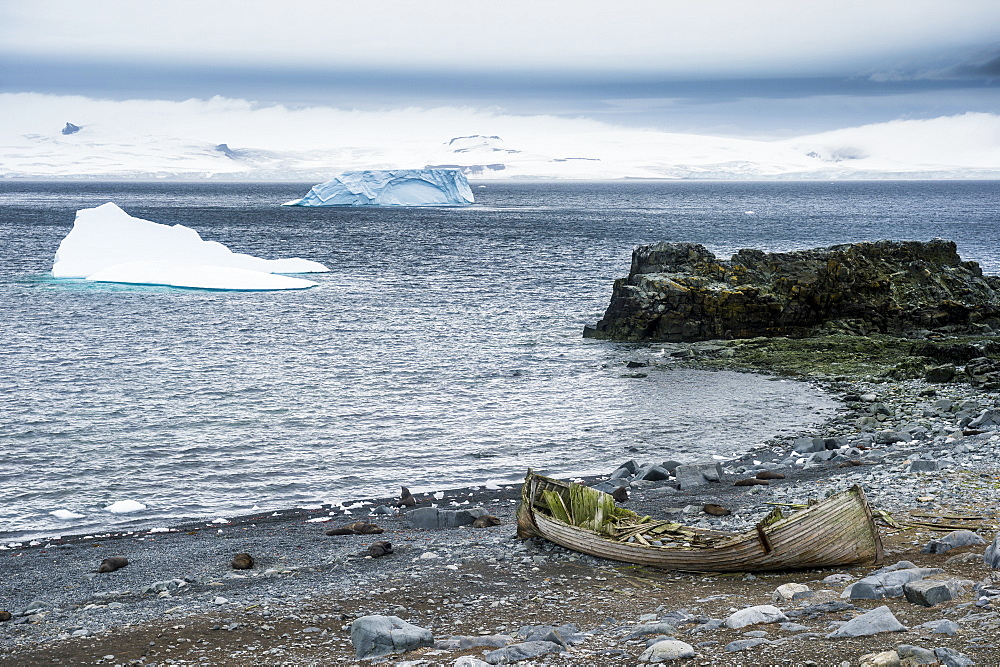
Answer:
(519, 623, 582, 641)
(917, 619, 959, 635)
(350, 615, 433, 659)
(591, 480, 628, 495)
(904, 580, 956, 607)
(983, 534, 1000, 568)
(934, 647, 974, 666)
(686, 618, 724, 633)
(454, 657, 492, 667)
(643, 635, 675, 647)
(925, 365, 956, 383)
(437, 635, 513, 650)
(673, 462, 723, 490)
(779, 622, 809, 632)
(909, 460, 941, 472)
(844, 567, 942, 600)
(968, 408, 1000, 430)
(921, 529, 987, 554)
(809, 450, 835, 462)
(660, 460, 682, 472)
(897, 644, 940, 665)
(635, 465, 670, 482)
(871, 560, 917, 574)
(772, 583, 811, 602)
(520, 623, 583, 647)
(826, 606, 906, 638)
(725, 638, 770, 652)
(638, 639, 696, 662)
(406, 507, 488, 529)
(628, 622, 678, 639)
(792, 437, 825, 453)
(484, 640, 562, 664)
(724, 605, 788, 629)
(876, 430, 910, 444)
(610, 460, 640, 478)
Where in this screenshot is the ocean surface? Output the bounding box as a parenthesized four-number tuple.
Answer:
(2, 180, 999, 542)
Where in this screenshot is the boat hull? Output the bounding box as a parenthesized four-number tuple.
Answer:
(517, 472, 883, 572)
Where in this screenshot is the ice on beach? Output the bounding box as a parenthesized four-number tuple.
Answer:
(211, 517, 229, 524)
(52, 202, 329, 291)
(50, 509, 85, 520)
(104, 500, 147, 513)
(284, 169, 474, 207)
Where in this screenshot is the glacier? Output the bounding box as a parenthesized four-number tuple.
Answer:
(284, 169, 474, 207)
(52, 202, 328, 291)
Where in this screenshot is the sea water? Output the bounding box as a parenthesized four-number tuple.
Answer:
(2, 180, 998, 541)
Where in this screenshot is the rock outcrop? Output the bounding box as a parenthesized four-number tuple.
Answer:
(584, 240, 1000, 343)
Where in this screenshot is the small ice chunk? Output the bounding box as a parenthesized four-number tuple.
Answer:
(104, 500, 147, 513)
(433, 491, 445, 500)
(50, 509, 85, 520)
(211, 517, 229, 524)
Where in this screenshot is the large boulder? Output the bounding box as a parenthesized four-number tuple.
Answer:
(638, 639, 696, 662)
(826, 606, 906, 638)
(921, 530, 987, 554)
(724, 605, 788, 629)
(350, 615, 433, 659)
(584, 240, 1000, 342)
(406, 507, 489, 529)
(674, 462, 723, 490)
(984, 535, 1000, 569)
(484, 640, 562, 664)
(842, 564, 942, 599)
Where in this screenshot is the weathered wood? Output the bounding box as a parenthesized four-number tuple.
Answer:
(517, 471, 883, 573)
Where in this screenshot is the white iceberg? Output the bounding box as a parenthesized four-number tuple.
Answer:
(52, 202, 328, 291)
(50, 509, 86, 520)
(104, 500, 147, 513)
(284, 169, 474, 207)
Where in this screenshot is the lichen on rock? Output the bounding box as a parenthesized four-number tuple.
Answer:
(585, 239, 1000, 342)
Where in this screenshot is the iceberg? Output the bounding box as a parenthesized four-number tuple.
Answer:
(52, 203, 328, 291)
(284, 168, 474, 207)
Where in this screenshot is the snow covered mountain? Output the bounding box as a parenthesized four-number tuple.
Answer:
(1, 93, 997, 180)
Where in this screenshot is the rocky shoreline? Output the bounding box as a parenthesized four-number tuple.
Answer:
(2, 337, 999, 666)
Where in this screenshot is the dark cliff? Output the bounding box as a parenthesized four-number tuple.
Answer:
(584, 240, 1000, 343)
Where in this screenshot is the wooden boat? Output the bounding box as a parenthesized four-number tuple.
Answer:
(517, 471, 883, 572)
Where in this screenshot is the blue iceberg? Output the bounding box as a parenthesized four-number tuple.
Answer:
(284, 169, 474, 207)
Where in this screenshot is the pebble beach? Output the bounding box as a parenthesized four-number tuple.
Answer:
(2, 346, 999, 666)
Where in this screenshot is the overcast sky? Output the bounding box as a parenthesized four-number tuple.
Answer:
(2, 0, 998, 137)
